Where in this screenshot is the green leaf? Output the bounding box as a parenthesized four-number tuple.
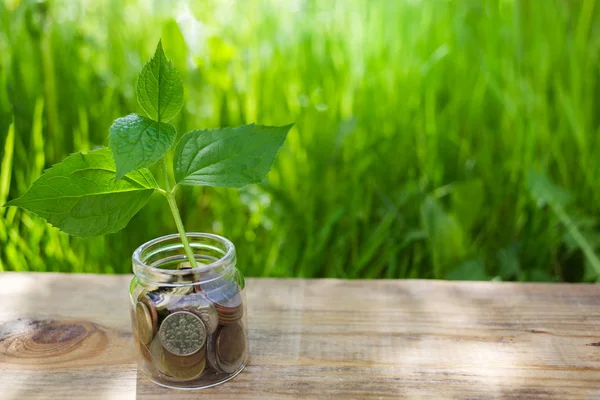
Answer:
(109, 113, 176, 179)
(173, 124, 292, 188)
(136, 40, 184, 122)
(4, 148, 157, 237)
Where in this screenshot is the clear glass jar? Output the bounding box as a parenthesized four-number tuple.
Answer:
(129, 233, 248, 390)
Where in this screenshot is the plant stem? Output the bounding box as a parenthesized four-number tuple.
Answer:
(161, 160, 198, 269)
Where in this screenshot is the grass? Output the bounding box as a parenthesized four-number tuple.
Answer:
(1, 0, 600, 281)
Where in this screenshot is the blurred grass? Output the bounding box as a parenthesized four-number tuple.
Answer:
(1, 0, 600, 281)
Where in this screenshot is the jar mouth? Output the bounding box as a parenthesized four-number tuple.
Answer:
(132, 232, 236, 284)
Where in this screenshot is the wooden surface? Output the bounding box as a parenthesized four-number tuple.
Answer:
(0, 273, 599, 399)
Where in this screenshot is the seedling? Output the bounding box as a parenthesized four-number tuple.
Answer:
(5, 41, 292, 269)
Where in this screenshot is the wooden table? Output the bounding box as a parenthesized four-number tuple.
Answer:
(0, 273, 599, 399)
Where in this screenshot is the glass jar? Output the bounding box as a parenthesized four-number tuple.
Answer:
(129, 233, 248, 390)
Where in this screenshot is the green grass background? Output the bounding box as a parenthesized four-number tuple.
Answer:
(1, 0, 600, 281)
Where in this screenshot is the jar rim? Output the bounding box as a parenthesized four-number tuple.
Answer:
(132, 232, 236, 277)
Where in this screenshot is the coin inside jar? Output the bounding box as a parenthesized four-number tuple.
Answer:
(214, 302, 244, 325)
(202, 278, 243, 324)
(215, 321, 247, 374)
(136, 301, 155, 345)
(159, 311, 207, 356)
(162, 346, 206, 368)
(160, 349, 206, 381)
(202, 278, 242, 309)
(168, 293, 219, 335)
(139, 294, 158, 333)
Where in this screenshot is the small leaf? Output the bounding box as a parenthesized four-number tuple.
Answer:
(109, 113, 176, 179)
(174, 124, 292, 188)
(4, 148, 157, 237)
(136, 40, 184, 122)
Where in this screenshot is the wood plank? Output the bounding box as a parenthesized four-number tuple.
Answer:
(0, 273, 599, 399)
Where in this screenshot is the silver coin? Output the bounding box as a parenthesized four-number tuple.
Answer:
(159, 311, 207, 356)
(168, 293, 219, 335)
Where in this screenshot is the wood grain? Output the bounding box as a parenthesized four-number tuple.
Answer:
(0, 273, 599, 399)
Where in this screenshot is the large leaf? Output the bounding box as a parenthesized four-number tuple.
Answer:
(173, 124, 292, 188)
(109, 113, 176, 179)
(136, 40, 184, 122)
(4, 148, 157, 237)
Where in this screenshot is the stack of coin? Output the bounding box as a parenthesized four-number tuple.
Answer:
(214, 302, 243, 324)
(202, 279, 244, 325)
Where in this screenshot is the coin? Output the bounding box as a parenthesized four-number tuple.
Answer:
(168, 293, 219, 335)
(160, 349, 206, 381)
(139, 295, 158, 334)
(147, 291, 174, 311)
(214, 303, 244, 324)
(159, 311, 207, 356)
(163, 346, 206, 368)
(136, 301, 155, 345)
(202, 278, 242, 309)
(202, 278, 243, 324)
(216, 321, 247, 373)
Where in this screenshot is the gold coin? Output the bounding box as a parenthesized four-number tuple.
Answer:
(163, 346, 206, 368)
(139, 295, 158, 334)
(160, 349, 206, 381)
(168, 293, 219, 335)
(216, 321, 247, 373)
(159, 311, 207, 356)
(136, 301, 155, 345)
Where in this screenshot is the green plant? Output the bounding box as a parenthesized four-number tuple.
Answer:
(3, 40, 292, 268)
